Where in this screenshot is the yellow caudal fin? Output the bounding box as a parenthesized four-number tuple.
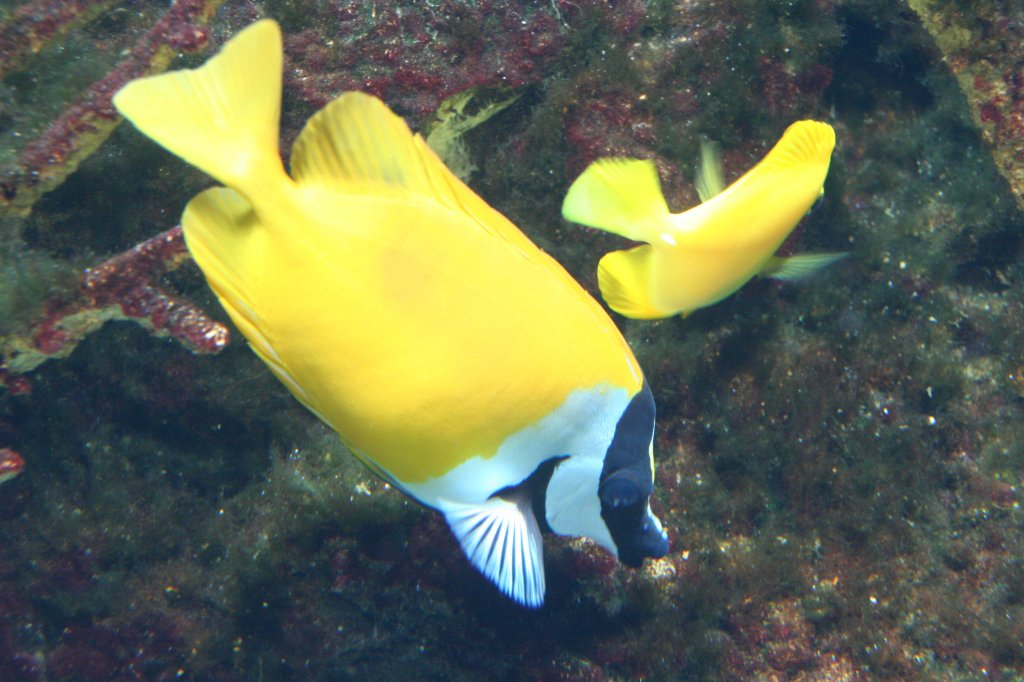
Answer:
(562, 158, 670, 241)
(113, 19, 284, 194)
(597, 246, 665, 319)
(289, 91, 541, 256)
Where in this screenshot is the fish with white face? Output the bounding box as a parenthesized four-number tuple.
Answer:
(113, 19, 669, 607)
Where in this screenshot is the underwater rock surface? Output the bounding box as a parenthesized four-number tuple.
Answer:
(1, 1, 1023, 680)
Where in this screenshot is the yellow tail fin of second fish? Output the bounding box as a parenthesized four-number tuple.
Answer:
(112, 19, 285, 195)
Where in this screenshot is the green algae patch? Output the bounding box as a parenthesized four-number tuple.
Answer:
(0, 240, 76, 336)
(424, 87, 522, 181)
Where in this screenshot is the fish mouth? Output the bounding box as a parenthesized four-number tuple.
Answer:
(616, 510, 670, 567)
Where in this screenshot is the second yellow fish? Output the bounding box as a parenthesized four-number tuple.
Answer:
(562, 121, 846, 319)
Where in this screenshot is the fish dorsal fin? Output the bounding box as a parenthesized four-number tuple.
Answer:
(291, 92, 428, 192)
(444, 492, 545, 608)
(562, 158, 669, 242)
(677, 120, 835, 252)
(289, 92, 538, 253)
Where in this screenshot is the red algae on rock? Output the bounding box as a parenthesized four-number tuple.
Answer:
(909, 0, 1024, 209)
(0, 0, 118, 80)
(1, 226, 228, 393)
(0, 0, 228, 216)
(280, 0, 571, 120)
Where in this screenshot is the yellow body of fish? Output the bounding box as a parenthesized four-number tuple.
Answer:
(562, 121, 845, 319)
(113, 19, 668, 608)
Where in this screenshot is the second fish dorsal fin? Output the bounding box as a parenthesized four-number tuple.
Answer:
(562, 158, 669, 241)
(289, 92, 538, 253)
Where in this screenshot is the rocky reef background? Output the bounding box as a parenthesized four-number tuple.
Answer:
(2, 1, 1023, 680)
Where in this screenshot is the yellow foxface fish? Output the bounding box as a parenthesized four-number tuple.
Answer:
(562, 121, 847, 319)
(113, 20, 668, 608)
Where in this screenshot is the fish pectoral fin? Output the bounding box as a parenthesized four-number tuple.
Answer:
(695, 140, 726, 202)
(562, 158, 669, 241)
(760, 251, 849, 281)
(597, 246, 666, 319)
(444, 492, 546, 608)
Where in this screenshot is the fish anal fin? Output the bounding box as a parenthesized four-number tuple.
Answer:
(597, 246, 666, 319)
(562, 158, 669, 241)
(444, 492, 546, 608)
(182, 186, 286, 367)
(183, 187, 259, 321)
(761, 251, 849, 281)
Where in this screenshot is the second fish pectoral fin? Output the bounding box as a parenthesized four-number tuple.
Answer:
(695, 139, 726, 203)
(444, 490, 546, 608)
(760, 251, 849, 281)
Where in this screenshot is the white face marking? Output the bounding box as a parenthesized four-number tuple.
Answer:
(545, 456, 616, 554)
(404, 385, 631, 520)
(660, 232, 678, 246)
(646, 502, 665, 535)
(648, 439, 655, 483)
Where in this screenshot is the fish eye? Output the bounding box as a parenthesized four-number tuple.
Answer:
(600, 468, 646, 509)
(601, 478, 639, 508)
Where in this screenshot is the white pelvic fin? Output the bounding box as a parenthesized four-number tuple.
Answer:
(761, 251, 849, 281)
(444, 493, 545, 608)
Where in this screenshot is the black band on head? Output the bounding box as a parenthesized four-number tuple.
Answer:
(599, 381, 655, 492)
(599, 381, 666, 566)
